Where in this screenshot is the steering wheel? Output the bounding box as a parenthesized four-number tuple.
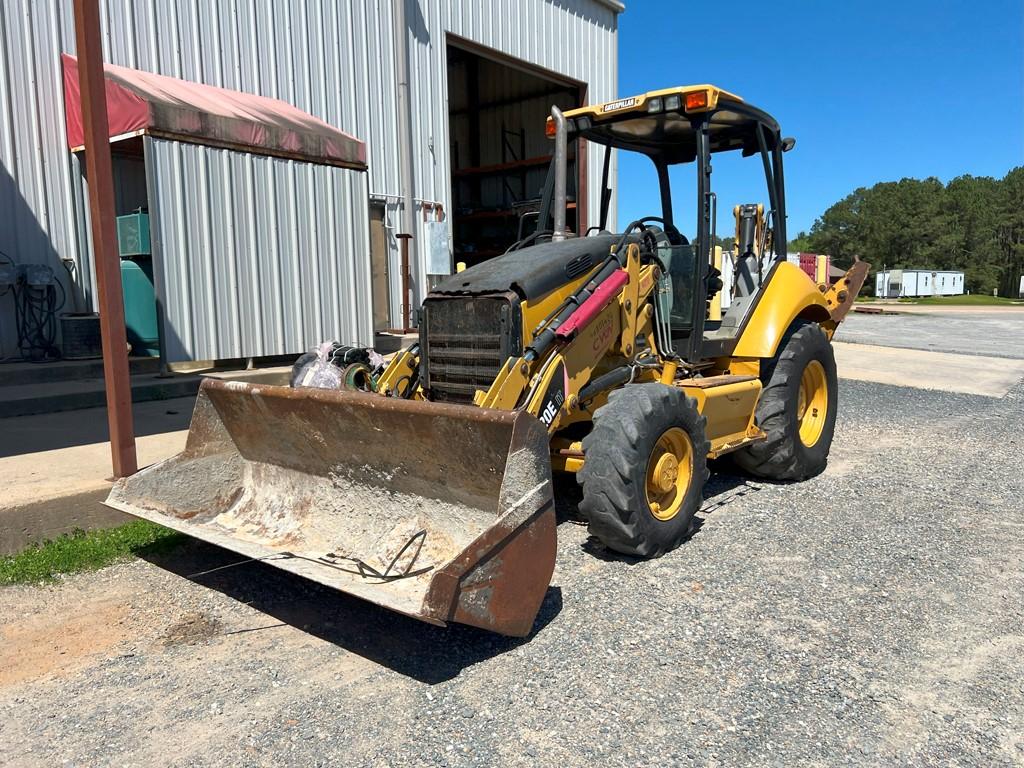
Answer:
(613, 217, 688, 259)
(638, 217, 688, 245)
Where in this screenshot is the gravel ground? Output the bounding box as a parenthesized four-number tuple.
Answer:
(837, 310, 1024, 359)
(1, 377, 1023, 767)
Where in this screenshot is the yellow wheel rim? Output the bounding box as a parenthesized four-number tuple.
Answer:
(645, 427, 692, 521)
(797, 359, 829, 447)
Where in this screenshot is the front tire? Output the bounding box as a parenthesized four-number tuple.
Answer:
(734, 320, 838, 480)
(578, 383, 710, 557)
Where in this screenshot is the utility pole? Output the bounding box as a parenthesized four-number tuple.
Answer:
(73, 0, 138, 477)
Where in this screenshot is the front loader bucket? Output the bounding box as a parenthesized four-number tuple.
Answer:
(106, 379, 556, 636)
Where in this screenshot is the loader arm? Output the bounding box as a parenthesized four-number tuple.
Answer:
(478, 243, 660, 432)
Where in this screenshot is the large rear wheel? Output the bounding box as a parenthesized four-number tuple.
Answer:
(734, 320, 838, 480)
(578, 383, 709, 557)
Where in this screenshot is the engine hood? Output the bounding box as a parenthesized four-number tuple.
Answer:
(432, 235, 619, 301)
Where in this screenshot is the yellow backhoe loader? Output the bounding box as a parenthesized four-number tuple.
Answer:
(107, 85, 867, 637)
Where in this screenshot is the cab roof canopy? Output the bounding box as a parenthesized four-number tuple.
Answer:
(562, 85, 782, 165)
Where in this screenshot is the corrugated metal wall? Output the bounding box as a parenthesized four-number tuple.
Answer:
(147, 139, 373, 361)
(0, 0, 89, 360)
(0, 0, 618, 360)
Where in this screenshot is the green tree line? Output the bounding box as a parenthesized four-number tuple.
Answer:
(789, 167, 1024, 296)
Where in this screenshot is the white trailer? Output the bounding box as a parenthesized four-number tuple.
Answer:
(875, 269, 965, 298)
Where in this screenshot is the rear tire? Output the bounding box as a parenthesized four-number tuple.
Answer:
(733, 320, 838, 480)
(578, 383, 710, 558)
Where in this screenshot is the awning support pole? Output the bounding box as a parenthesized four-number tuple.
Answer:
(73, 0, 137, 477)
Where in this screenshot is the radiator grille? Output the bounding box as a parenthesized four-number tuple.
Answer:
(421, 295, 521, 404)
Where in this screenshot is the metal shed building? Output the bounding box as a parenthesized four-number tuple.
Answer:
(0, 0, 621, 363)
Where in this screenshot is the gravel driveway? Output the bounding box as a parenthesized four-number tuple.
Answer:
(1, 377, 1022, 767)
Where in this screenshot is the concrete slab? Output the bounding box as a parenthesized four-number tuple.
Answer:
(0, 371, 201, 419)
(0, 356, 159, 387)
(834, 342, 1024, 398)
(374, 332, 418, 354)
(0, 368, 317, 553)
(0, 397, 193, 554)
(3, 426, 189, 509)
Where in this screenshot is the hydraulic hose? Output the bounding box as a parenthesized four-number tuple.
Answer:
(578, 366, 633, 403)
(524, 256, 620, 361)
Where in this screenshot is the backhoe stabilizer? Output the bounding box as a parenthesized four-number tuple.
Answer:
(823, 257, 870, 327)
(105, 379, 556, 637)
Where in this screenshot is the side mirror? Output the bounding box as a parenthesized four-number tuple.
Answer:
(781, 137, 796, 152)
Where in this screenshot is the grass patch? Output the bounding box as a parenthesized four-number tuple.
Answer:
(0, 521, 185, 586)
(897, 295, 1023, 306)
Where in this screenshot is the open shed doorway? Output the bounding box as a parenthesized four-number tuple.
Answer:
(446, 40, 586, 269)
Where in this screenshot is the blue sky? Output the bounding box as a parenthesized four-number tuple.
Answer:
(615, 0, 1024, 238)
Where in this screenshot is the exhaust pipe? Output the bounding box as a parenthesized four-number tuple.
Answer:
(551, 105, 568, 243)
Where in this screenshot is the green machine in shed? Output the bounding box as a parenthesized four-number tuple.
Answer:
(116, 209, 160, 357)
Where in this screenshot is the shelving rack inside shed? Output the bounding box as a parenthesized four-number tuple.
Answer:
(447, 43, 582, 268)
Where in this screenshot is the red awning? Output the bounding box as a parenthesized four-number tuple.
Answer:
(61, 54, 366, 170)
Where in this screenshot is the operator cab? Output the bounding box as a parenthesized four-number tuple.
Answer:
(532, 85, 795, 363)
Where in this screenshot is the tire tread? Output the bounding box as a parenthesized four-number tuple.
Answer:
(578, 384, 710, 557)
(734, 321, 838, 481)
